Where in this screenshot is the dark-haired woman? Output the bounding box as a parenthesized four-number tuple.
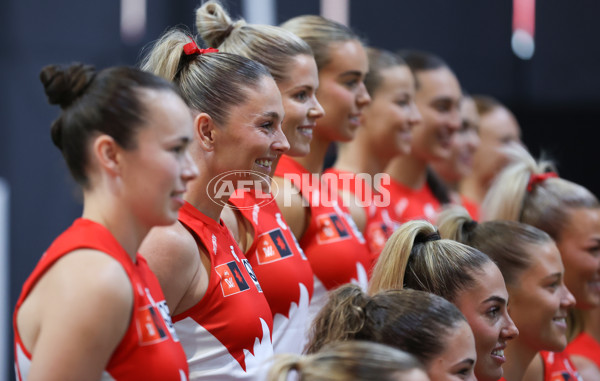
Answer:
(14, 63, 197, 380)
(305, 284, 477, 381)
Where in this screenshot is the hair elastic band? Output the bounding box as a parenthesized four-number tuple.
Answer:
(527, 172, 558, 192)
(183, 40, 219, 56)
(414, 231, 441, 245)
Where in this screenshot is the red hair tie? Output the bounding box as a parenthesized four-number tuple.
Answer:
(183, 40, 219, 56)
(527, 172, 558, 192)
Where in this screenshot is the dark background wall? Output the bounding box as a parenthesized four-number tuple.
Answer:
(2, 0, 599, 378)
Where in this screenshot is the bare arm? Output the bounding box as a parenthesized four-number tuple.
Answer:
(139, 222, 208, 316)
(17, 250, 132, 381)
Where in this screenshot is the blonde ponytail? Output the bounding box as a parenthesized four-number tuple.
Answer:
(368, 220, 435, 295)
(196, 1, 311, 83)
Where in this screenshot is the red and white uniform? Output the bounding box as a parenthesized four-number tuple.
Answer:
(230, 189, 314, 354)
(13, 218, 188, 381)
(323, 168, 393, 262)
(382, 177, 441, 224)
(540, 350, 583, 381)
(275, 156, 371, 320)
(175, 202, 273, 380)
(566, 332, 600, 369)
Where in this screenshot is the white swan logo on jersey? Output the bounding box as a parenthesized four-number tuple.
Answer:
(315, 213, 351, 244)
(255, 228, 293, 264)
(242, 259, 263, 293)
(212, 234, 217, 255)
(215, 261, 250, 297)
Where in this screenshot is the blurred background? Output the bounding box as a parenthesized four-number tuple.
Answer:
(2, 0, 599, 378)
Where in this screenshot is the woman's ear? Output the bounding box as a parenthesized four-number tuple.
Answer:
(195, 112, 217, 151)
(93, 135, 121, 176)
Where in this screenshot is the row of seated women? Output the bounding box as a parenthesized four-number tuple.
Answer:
(13, 1, 599, 380)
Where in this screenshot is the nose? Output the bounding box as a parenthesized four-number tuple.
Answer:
(356, 82, 371, 109)
(182, 150, 199, 182)
(308, 96, 325, 120)
(467, 130, 481, 152)
(272, 123, 290, 154)
(408, 101, 422, 126)
(501, 312, 519, 341)
(560, 284, 577, 309)
(447, 105, 462, 133)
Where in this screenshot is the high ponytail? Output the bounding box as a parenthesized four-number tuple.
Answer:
(196, 1, 311, 83)
(370, 220, 491, 302)
(140, 27, 270, 126)
(368, 220, 437, 295)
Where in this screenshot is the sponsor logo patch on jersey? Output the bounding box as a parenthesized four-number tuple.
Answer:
(215, 261, 250, 296)
(136, 304, 168, 345)
(316, 213, 351, 244)
(256, 228, 293, 264)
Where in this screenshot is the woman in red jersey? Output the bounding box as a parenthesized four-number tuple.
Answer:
(14, 63, 197, 380)
(482, 145, 599, 380)
(276, 15, 373, 320)
(304, 285, 478, 381)
(431, 95, 481, 219)
(380, 50, 462, 224)
(194, 1, 323, 355)
(140, 29, 289, 380)
(439, 207, 579, 381)
(370, 220, 519, 381)
(325, 47, 421, 257)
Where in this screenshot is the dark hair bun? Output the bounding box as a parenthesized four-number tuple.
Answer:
(40, 63, 96, 109)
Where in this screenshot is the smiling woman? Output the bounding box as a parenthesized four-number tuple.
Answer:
(438, 206, 579, 381)
(195, 0, 320, 355)
(305, 284, 477, 381)
(14, 63, 197, 381)
(369, 219, 519, 381)
(138, 29, 290, 380)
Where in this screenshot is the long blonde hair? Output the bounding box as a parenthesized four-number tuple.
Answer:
(268, 341, 424, 381)
(195, 1, 312, 83)
(369, 219, 491, 302)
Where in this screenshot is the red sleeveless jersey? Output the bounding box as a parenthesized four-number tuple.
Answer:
(175, 202, 273, 380)
(566, 332, 600, 369)
(274, 156, 371, 319)
(323, 168, 394, 262)
(540, 350, 583, 381)
(229, 188, 314, 354)
(13, 218, 188, 381)
(382, 177, 441, 224)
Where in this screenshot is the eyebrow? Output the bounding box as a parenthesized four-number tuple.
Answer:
(338, 70, 363, 78)
(483, 295, 507, 305)
(261, 111, 282, 120)
(456, 359, 475, 367)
